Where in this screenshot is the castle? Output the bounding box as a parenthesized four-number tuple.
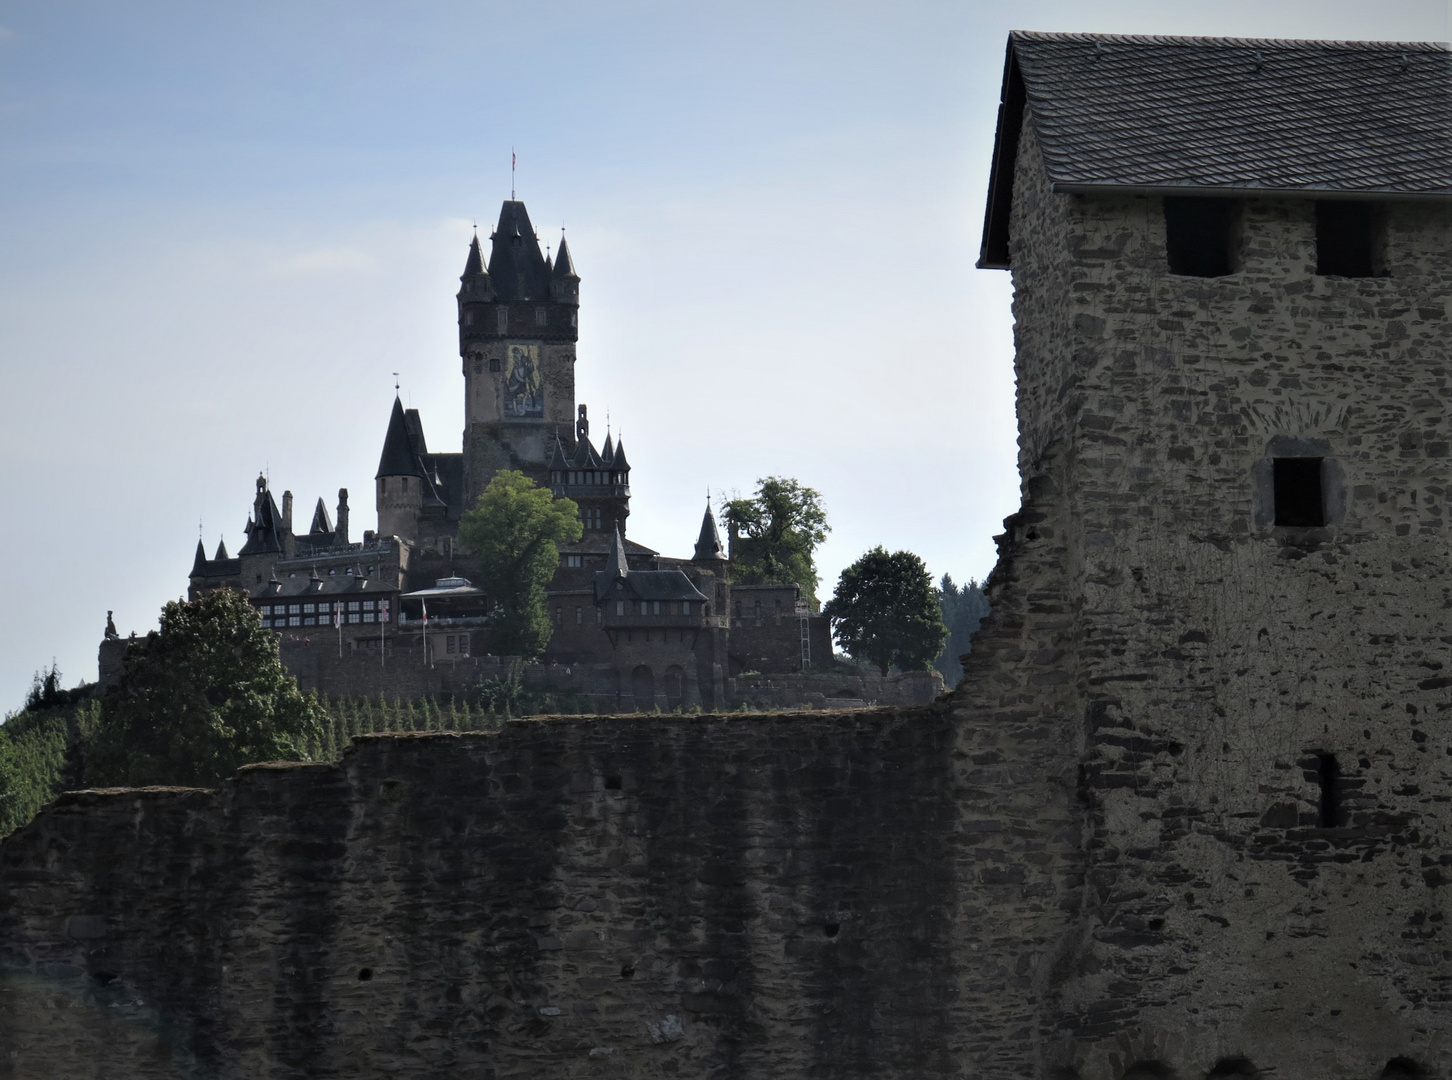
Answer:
(14, 30, 1452, 1080)
(180, 199, 831, 709)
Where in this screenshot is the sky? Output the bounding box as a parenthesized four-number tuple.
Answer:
(0, 0, 1447, 708)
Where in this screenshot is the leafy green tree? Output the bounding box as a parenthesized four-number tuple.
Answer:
(935, 573, 991, 685)
(86, 590, 326, 788)
(823, 547, 948, 676)
(723, 476, 830, 607)
(457, 470, 583, 658)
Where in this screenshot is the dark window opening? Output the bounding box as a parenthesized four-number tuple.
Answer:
(1380, 1059, 1428, 1080)
(823, 922, 840, 938)
(1165, 197, 1238, 277)
(1273, 458, 1325, 526)
(604, 775, 622, 791)
(1317, 753, 1343, 828)
(619, 964, 635, 979)
(1317, 201, 1379, 277)
(1208, 1057, 1260, 1079)
(1121, 1063, 1178, 1080)
(357, 967, 374, 981)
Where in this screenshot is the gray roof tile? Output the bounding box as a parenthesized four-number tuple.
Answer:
(981, 32, 1452, 267)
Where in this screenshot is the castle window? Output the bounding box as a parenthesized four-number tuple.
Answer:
(446, 635, 456, 654)
(496, 309, 508, 332)
(303, 603, 315, 614)
(288, 616, 301, 627)
(348, 601, 360, 611)
(464, 311, 474, 327)
(1316, 753, 1344, 827)
(566, 555, 582, 568)
(652, 601, 661, 615)
(681, 601, 690, 615)
(554, 607, 562, 626)
(363, 600, 376, 611)
(1164, 196, 1239, 277)
(363, 611, 375, 623)
(571, 312, 577, 327)
(733, 601, 742, 619)
(288, 604, 300, 615)
(1316, 200, 1380, 277)
(401, 477, 409, 493)
(535, 308, 547, 326)
(489, 357, 501, 373)
(380, 478, 387, 494)
(575, 606, 582, 624)
(1273, 458, 1325, 526)
(616, 600, 625, 616)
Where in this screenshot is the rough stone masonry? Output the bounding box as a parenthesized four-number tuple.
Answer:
(4, 31, 1452, 1080)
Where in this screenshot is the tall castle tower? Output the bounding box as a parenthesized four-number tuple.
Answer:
(457, 201, 581, 504)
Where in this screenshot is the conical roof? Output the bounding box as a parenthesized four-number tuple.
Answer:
(376, 396, 422, 478)
(611, 438, 630, 472)
(601, 432, 614, 463)
(605, 525, 629, 580)
(461, 232, 485, 278)
(552, 235, 579, 280)
(214, 536, 229, 560)
(239, 476, 286, 555)
(546, 433, 570, 471)
(693, 504, 727, 561)
(191, 539, 208, 576)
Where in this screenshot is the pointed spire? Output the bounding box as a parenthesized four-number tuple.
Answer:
(606, 525, 629, 580)
(214, 536, 229, 561)
(601, 432, 615, 463)
(693, 503, 727, 561)
(462, 231, 484, 278)
(376, 396, 422, 478)
(190, 539, 208, 576)
(309, 497, 333, 536)
(552, 235, 579, 280)
(547, 432, 570, 471)
(611, 437, 630, 472)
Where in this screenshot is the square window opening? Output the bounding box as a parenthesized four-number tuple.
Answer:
(1316, 201, 1380, 277)
(1164, 197, 1239, 278)
(1273, 457, 1325, 526)
(1316, 753, 1344, 827)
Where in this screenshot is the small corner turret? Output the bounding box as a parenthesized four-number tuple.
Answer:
(550, 234, 580, 304)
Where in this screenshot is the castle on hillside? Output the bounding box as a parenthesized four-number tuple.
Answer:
(181, 199, 830, 709)
(23, 31, 1452, 1080)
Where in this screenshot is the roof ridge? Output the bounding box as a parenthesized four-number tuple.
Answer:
(1010, 29, 1450, 51)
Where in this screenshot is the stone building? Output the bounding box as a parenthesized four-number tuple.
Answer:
(180, 198, 830, 704)
(28, 31, 1452, 1079)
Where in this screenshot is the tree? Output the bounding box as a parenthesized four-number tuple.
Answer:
(457, 470, 583, 658)
(723, 476, 830, 607)
(85, 589, 326, 788)
(935, 574, 991, 685)
(823, 547, 948, 676)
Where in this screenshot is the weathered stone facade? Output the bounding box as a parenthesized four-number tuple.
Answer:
(22, 31, 1452, 1080)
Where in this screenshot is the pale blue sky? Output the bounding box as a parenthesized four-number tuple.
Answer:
(0, 0, 1446, 708)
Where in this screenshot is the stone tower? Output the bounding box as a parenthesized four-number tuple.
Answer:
(458, 201, 580, 503)
(546, 404, 632, 538)
(970, 31, 1452, 1080)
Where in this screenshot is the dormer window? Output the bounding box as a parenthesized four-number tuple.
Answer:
(1316, 201, 1381, 277)
(1164, 197, 1239, 278)
(401, 477, 409, 493)
(535, 308, 547, 326)
(464, 311, 474, 326)
(496, 308, 508, 333)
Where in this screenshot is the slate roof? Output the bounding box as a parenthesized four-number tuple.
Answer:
(693, 505, 727, 561)
(980, 32, 1452, 268)
(377, 397, 421, 478)
(487, 201, 552, 301)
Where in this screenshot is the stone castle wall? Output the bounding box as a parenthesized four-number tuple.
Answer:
(12, 105, 1452, 1080)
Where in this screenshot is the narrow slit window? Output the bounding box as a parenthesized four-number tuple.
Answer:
(1317, 753, 1343, 828)
(1272, 458, 1325, 527)
(1164, 197, 1238, 277)
(1316, 201, 1379, 277)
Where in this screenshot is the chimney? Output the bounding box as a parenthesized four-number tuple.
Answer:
(282, 490, 294, 532)
(336, 488, 350, 545)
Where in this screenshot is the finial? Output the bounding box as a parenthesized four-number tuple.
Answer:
(511, 148, 516, 200)
(393, 371, 400, 393)
(199, 517, 203, 540)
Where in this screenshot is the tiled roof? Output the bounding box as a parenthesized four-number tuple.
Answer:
(980, 32, 1452, 267)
